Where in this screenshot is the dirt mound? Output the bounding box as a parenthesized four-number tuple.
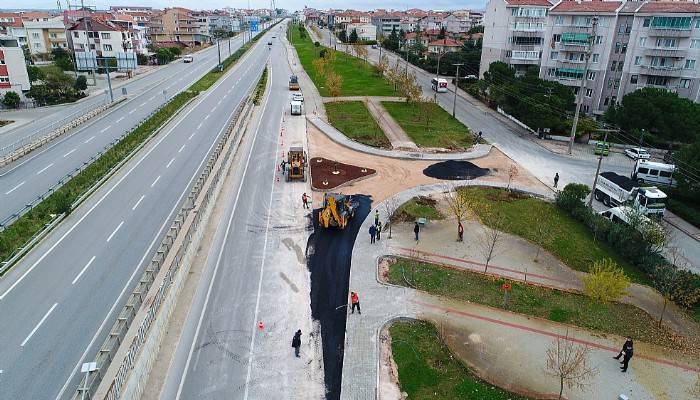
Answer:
(423, 160, 489, 180)
(310, 157, 376, 190)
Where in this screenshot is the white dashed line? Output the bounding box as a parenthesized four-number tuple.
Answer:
(166, 157, 175, 168)
(63, 148, 76, 158)
(115, 116, 125, 123)
(211, 105, 217, 112)
(84, 136, 96, 144)
(106, 221, 124, 242)
(151, 175, 161, 187)
(139, 102, 147, 107)
(72, 256, 96, 285)
(21, 303, 58, 347)
(100, 125, 111, 133)
(217, 99, 222, 105)
(132, 194, 145, 210)
(178, 144, 185, 153)
(204, 115, 209, 120)
(148, 96, 156, 101)
(129, 109, 136, 114)
(196, 122, 203, 130)
(36, 163, 54, 175)
(5, 181, 25, 195)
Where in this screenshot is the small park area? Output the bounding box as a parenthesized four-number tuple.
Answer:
(325, 101, 390, 148)
(382, 101, 473, 149)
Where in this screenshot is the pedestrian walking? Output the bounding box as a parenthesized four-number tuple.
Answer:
(554, 172, 559, 188)
(280, 159, 287, 174)
(614, 337, 634, 372)
(376, 221, 382, 241)
(458, 221, 464, 242)
(414, 222, 420, 242)
(291, 329, 302, 358)
(350, 291, 361, 314)
(302, 192, 310, 209)
(369, 224, 377, 244)
(474, 131, 483, 145)
(374, 210, 380, 226)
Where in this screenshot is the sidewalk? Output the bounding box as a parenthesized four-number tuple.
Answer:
(341, 183, 700, 400)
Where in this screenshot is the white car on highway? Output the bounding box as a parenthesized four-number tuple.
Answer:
(624, 147, 651, 160)
(292, 92, 304, 102)
(183, 55, 193, 63)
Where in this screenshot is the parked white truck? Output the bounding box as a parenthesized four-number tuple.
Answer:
(593, 171, 667, 217)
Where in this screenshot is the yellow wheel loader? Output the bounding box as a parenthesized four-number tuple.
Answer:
(318, 193, 358, 229)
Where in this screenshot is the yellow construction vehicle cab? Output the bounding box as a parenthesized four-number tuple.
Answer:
(286, 146, 307, 182)
(318, 193, 358, 229)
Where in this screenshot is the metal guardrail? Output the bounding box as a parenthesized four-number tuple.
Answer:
(72, 95, 254, 400)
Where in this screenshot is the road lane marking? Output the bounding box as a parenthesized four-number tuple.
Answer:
(106, 221, 124, 242)
(72, 256, 96, 285)
(151, 175, 161, 187)
(63, 148, 77, 158)
(149, 96, 156, 101)
(21, 303, 58, 347)
(166, 157, 175, 168)
(115, 116, 125, 123)
(178, 144, 186, 153)
(196, 122, 203, 130)
(211, 105, 217, 112)
(84, 136, 96, 144)
(188, 132, 196, 140)
(129, 109, 136, 114)
(132, 194, 145, 210)
(100, 125, 111, 133)
(217, 99, 222, 106)
(36, 163, 54, 175)
(5, 181, 25, 195)
(204, 114, 209, 120)
(139, 102, 147, 107)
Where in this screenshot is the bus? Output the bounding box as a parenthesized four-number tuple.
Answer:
(431, 78, 448, 93)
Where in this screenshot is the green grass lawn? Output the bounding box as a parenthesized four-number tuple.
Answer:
(289, 24, 396, 97)
(382, 101, 473, 149)
(461, 187, 647, 284)
(325, 101, 391, 148)
(391, 320, 531, 400)
(388, 259, 694, 351)
(396, 196, 445, 221)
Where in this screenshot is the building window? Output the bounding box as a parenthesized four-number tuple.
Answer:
(592, 53, 599, 63)
(685, 59, 696, 69)
(634, 56, 642, 66)
(691, 39, 700, 48)
(607, 78, 613, 87)
(103, 44, 113, 51)
(680, 78, 691, 88)
(639, 37, 646, 47)
(618, 61, 624, 71)
(611, 61, 617, 71)
(50, 33, 57, 38)
(32, 32, 40, 39)
(604, 97, 609, 106)
(618, 24, 625, 33)
(622, 43, 627, 53)
(651, 17, 692, 30)
(553, 34, 561, 43)
(585, 88, 593, 97)
(33, 42, 41, 48)
(614, 79, 620, 88)
(554, 16, 564, 25)
(587, 71, 596, 80)
(73, 31, 79, 38)
(611, 96, 617, 104)
(595, 35, 603, 44)
(550, 51, 558, 60)
(0, 60, 4, 65)
(643, 18, 651, 27)
(614, 42, 621, 53)
(631, 74, 638, 84)
(547, 68, 556, 77)
(0, 77, 9, 83)
(101, 32, 111, 39)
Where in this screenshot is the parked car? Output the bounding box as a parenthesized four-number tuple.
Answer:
(371, 44, 377, 49)
(183, 56, 193, 63)
(624, 147, 651, 160)
(292, 92, 304, 102)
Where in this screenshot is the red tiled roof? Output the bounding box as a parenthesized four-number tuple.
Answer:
(551, 0, 622, 13)
(428, 38, 462, 46)
(68, 18, 123, 32)
(505, 0, 553, 6)
(638, 2, 700, 13)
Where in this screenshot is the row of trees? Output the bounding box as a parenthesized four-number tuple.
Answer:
(25, 65, 86, 106)
(312, 48, 343, 97)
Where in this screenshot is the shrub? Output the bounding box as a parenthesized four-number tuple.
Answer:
(74, 75, 88, 91)
(2, 91, 21, 108)
(583, 259, 631, 303)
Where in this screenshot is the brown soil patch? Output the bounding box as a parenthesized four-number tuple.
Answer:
(310, 157, 375, 190)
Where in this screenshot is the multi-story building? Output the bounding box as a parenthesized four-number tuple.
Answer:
(332, 11, 372, 32)
(371, 10, 405, 38)
(148, 8, 206, 47)
(345, 23, 377, 41)
(417, 13, 449, 31)
(0, 36, 30, 98)
(428, 38, 463, 53)
(481, 0, 553, 77)
(20, 17, 68, 55)
(68, 18, 133, 58)
(443, 12, 473, 34)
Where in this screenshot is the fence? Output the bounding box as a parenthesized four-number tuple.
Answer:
(72, 90, 255, 400)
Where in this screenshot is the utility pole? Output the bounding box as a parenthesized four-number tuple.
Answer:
(587, 128, 610, 208)
(217, 36, 221, 66)
(452, 63, 463, 117)
(568, 16, 598, 155)
(436, 50, 445, 83)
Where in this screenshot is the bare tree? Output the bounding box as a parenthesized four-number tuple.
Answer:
(382, 196, 400, 239)
(444, 185, 473, 240)
(353, 44, 368, 61)
(506, 164, 519, 193)
(477, 208, 504, 272)
(376, 54, 389, 76)
(325, 71, 343, 97)
(544, 336, 598, 400)
(532, 206, 554, 262)
(418, 96, 436, 129)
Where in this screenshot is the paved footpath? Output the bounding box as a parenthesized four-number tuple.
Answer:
(341, 182, 700, 400)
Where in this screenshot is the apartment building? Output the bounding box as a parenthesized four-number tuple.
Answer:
(0, 36, 30, 98)
(68, 18, 133, 58)
(371, 11, 404, 37)
(148, 8, 206, 47)
(481, 0, 554, 77)
(345, 23, 377, 41)
(17, 18, 68, 55)
(332, 11, 372, 31)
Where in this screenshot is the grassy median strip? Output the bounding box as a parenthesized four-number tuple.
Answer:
(325, 101, 390, 148)
(0, 21, 281, 269)
(461, 187, 644, 284)
(387, 258, 691, 351)
(253, 67, 268, 105)
(391, 319, 530, 400)
(289, 24, 396, 97)
(382, 101, 473, 149)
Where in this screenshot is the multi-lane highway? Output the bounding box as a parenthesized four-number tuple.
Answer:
(0, 29, 258, 226)
(0, 23, 276, 400)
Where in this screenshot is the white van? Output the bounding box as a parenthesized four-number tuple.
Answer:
(431, 78, 448, 93)
(599, 206, 662, 234)
(631, 160, 676, 187)
(290, 100, 303, 115)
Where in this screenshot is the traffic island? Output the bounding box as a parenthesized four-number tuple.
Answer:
(310, 157, 375, 191)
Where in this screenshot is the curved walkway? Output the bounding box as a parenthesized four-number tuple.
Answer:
(340, 182, 700, 400)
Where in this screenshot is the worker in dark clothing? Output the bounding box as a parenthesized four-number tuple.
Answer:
(376, 221, 382, 241)
(291, 330, 302, 357)
(614, 337, 634, 372)
(350, 292, 361, 314)
(458, 221, 464, 242)
(414, 222, 420, 242)
(280, 160, 287, 174)
(554, 172, 559, 188)
(474, 131, 483, 145)
(369, 224, 377, 244)
(374, 210, 380, 226)
(302, 193, 310, 209)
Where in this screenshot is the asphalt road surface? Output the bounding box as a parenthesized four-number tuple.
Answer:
(0, 25, 275, 400)
(0, 30, 256, 226)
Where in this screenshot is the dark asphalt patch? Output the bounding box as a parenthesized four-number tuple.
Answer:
(306, 194, 371, 400)
(423, 160, 489, 180)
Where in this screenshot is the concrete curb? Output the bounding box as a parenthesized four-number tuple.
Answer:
(307, 115, 493, 161)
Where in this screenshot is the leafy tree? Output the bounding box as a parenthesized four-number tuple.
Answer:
(653, 264, 700, 324)
(26, 65, 82, 106)
(337, 30, 347, 43)
(52, 47, 74, 71)
(382, 26, 400, 51)
(673, 139, 700, 198)
(325, 71, 342, 97)
(349, 29, 359, 43)
(168, 47, 182, 57)
(467, 25, 484, 35)
(2, 91, 21, 108)
(27, 65, 45, 83)
(74, 75, 88, 91)
(155, 47, 175, 64)
(566, 116, 598, 139)
(582, 259, 631, 303)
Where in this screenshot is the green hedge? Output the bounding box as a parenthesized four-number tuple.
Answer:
(253, 67, 268, 105)
(0, 20, 282, 269)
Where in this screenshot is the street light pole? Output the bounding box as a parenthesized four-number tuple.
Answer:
(568, 16, 598, 155)
(436, 50, 445, 83)
(587, 128, 609, 208)
(452, 63, 463, 117)
(217, 37, 221, 66)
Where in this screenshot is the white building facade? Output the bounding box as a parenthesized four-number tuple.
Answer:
(0, 36, 30, 98)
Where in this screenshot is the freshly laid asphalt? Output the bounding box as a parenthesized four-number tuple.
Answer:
(0, 23, 275, 400)
(423, 160, 490, 180)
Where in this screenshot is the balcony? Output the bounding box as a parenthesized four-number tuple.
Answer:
(647, 28, 692, 37)
(643, 47, 686, 58)
(509, 23, 545, 32)
(639, 64, 684, 76)
(558, 58, 585, 65)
